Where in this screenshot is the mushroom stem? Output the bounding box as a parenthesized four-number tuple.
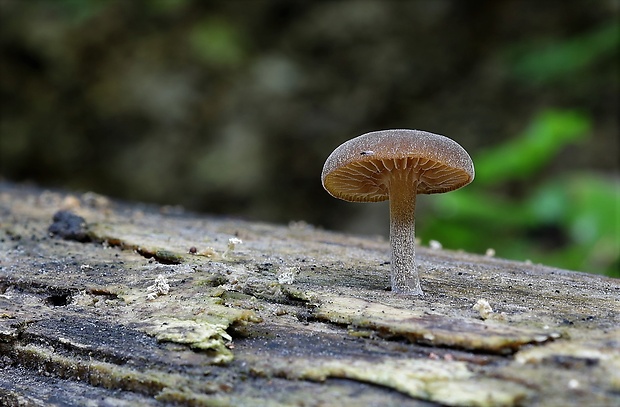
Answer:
(388, 170, 423, 295)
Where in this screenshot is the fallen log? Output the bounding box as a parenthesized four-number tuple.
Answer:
(0, 182, 618, 406)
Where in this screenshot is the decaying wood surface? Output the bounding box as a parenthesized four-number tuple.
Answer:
(0, 182, 618, 407)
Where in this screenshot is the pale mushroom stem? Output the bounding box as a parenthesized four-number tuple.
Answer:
(388, 170, 423, 295)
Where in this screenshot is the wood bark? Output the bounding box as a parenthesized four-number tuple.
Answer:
(0, 183, 618, 406)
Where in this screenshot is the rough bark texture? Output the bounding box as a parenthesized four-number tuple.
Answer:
(0, 182, 618, 407)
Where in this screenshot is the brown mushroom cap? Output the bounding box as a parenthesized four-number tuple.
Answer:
(321, 129, 475, 202)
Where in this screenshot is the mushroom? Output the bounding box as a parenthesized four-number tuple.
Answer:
(321, 129, 474, 295)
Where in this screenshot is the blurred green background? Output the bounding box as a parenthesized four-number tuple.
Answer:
(0, 0, 618, 276)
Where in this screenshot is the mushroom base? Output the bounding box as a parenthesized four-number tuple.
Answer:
(388, 170, 423, 295)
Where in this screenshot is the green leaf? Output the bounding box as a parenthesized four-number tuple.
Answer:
(508, 22, 619, 85)
(189, 18, 245, 68)
(473, 109, 590, 186)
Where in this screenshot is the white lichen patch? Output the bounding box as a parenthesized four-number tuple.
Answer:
(473, 299, 493, 320)
(472, 299, 507, 321)
(147, 318, 234, 364)
(222, 237, 243, 260)
(151, 318, 232, 343)
(515, 333, 620, 365)
(257, 357, 530, 407)
(316, 295, 542, 353)
(425, 377, 532, 407)
(514, 331, 620, 392)
(147, 274, 170, 300)
(277, 266, 299, 285)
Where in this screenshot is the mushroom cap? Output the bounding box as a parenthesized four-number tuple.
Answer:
(321, 129, 475, 202)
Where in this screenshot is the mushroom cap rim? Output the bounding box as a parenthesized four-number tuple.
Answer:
(321, 129, 475, 202)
